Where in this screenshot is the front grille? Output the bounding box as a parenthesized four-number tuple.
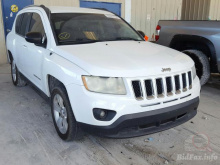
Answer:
(132, 71, 193, 100)
(145, 80, 154, 99)
(166, 77, 173, 96)
(132, 81, 143, 99)
(188, 71, 192, 89)
(182, 73, 187, 91)
(174, 75, 180, 94)
(156, 78, 164, 97)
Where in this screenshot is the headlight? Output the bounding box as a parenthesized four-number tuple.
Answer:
(192, 65, 197, 79)
(82, 76, 126, 95)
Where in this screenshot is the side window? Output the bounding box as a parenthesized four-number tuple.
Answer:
(20, 13, 32, 36)
(15, 14, 23, 34)
(28, 13, 45, 34)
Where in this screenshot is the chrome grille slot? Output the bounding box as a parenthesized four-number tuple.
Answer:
(174, 75, 181, 94)
(182, 73, 187, 92)
(131, 71, 192, 101)
(156, 78, 164, 98)
(145, 80, 154, 99)
(166, 77, 173, 96)
(188, 71, 192, 89)
(132, 81, 143, 100)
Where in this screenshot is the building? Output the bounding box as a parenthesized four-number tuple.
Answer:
(1, 0, 220, 64)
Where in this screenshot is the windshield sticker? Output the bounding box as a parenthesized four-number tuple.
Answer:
(104, 14, 120, 19)
(58, 32, 70, 40)
(83, 32, 97, 40)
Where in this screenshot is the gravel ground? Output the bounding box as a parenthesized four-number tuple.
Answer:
(0, 64, 220, 165)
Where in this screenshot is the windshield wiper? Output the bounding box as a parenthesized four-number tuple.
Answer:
(59, 38, 100, 45)
(114, 37, 141, 41)
(58, 37, 142, 45)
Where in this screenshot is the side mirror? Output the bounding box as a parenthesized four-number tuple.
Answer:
(137, 30, 146, 38)
(25, 32, 45, 46)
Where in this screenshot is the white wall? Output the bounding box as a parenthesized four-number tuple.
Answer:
(125, 0, 131, 23)
(130, 0, 182, 41)
(34, 0, 79, 7)
(209, 0, 220, 20)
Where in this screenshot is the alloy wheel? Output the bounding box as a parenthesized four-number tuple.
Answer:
(12, 60, 16, 82)
(53, 94, 68, 134)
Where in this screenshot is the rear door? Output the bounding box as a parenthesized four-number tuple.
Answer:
(1, 0, 33, 37)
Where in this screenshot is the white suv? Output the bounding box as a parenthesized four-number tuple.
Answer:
(6, 5, 200, 141)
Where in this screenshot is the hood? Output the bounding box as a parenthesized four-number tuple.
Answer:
(53, 41, 194, 77)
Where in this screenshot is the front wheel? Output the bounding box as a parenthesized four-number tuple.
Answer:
(11, 59, 27, 87)
(51, 85, 81, 141)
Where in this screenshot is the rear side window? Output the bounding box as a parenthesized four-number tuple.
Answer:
(28, 13, 45, 34)
(20, 13, 32, 36)
(15, 14, 23, 34)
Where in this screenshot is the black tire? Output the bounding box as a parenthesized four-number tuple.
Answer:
(11, 59, 27, 87)
(51, 84, 81, 141)
(182, 50, 210, 86)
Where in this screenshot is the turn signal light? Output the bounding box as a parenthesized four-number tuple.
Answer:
(155, 25, 161, 41)
(156, 25, 161, 31)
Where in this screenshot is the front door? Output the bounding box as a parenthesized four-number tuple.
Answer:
(1, 0, 33, 36)
(80, 1, 121, 16)
(22, 12, 48, 90)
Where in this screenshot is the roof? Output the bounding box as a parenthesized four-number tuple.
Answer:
(47, 6, 113, 15)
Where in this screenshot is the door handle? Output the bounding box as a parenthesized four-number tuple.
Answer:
(7, 29, 11, 32)
(23, 45, 27, 48)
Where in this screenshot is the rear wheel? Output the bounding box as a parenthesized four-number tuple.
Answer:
(11, 59, 27, 87)
(182, 50, 210, 86)
(51, 85, 81, 141)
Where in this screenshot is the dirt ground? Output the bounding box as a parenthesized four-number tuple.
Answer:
(0, 64, 220, 165)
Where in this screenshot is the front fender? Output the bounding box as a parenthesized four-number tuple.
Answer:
(6, 32, 15, 63)
(42, 53, 90, 96)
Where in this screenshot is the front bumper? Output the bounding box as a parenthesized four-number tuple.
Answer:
(79, 97, 199, 138)
(66, 76, 200, 126)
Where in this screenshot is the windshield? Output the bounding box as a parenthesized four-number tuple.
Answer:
(51, 13, 143, 45)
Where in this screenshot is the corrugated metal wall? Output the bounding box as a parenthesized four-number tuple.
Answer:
(130, 0, 182, 41)
(0, 0, 7, 64)
(83, 0, 125, 18)
(181, 0, 211, 20)
(35, 0, 125, 18)
(209, 0, 220, 20)
(34, 0, 79, 7)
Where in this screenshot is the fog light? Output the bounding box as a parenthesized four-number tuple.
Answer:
(93, 108, 116, 121)
(100, 110, 107, 118)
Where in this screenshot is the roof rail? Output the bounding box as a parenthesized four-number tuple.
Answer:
(90, 7, 118, 16)
(39, 5, 51, 18)
(91, 8, 109, 11)
(22, 5, 51, 18)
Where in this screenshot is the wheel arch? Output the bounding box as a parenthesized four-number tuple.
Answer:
(170, 34, 218, 73)
(48, 75, 66, 94)
(7, 50, 13, 64)
(44, 74, 67, 97)
(42, 54, 89, 97)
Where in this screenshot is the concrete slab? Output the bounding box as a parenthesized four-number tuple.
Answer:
(0, 64, 220, 165)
